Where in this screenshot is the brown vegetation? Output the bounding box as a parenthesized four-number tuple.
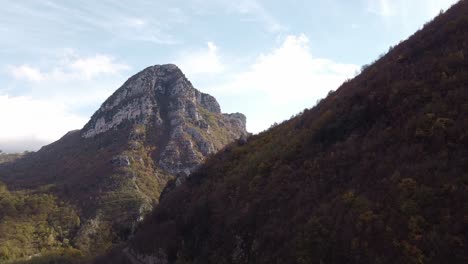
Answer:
(106, 2, 468, 263)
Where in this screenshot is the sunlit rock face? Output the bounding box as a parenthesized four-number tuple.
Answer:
(82, 64, 248, 175)
(0, 63, 249, 254)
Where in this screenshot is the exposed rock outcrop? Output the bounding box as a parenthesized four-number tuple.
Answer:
(111, 155, 131, 167)
(0, 64, 248, 254)
(82, 64, 248, 176)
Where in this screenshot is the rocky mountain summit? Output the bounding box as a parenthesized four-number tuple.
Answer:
(0, 64, 248, 255)
(83, 64, 247, 175)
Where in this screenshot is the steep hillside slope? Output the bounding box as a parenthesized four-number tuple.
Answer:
(0, 152, 23, 164)
(0, 64, 247, 260)
(104, 2, 468, 264)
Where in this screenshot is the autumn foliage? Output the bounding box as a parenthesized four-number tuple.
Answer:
(108, 1, 468, 263)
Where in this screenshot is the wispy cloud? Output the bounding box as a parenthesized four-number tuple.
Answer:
(186, 0, 286, 33)
(0, 1, 180, 46)
(125, 18, 146, 28)
(228, 0, 286, 33)
(9, 65, 44, 82)
(69, 54, 130, 80)
(1, 49, 130, 151)
(177, 42, 224, 75)
(8, 51, 129, 82)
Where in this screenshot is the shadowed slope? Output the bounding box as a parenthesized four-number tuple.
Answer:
(0, 64, 248, 260)
(106, 2, 468, 263)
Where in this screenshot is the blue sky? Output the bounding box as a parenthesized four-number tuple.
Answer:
(0, 0, 459, 152)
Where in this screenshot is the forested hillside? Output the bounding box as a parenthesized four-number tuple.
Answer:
(101, 1, 468, 263)
(0, 65, 247, 263)
(0, 181, 86, 263)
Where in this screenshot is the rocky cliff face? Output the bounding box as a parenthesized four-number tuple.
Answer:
(0, 64, 248, 254)
(82, 64, 247, 176)
(74, 64, 248, 248)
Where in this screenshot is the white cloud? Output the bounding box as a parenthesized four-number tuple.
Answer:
(206, 34, 359, 133)
(8, 52, 129, 82)
(177, 42, 224, 75)
(218, 34, 358, 102)
(1, 50, 131, 152)
(9, 65, 44, 82)
(70, 55, 130, 79)
(0, 94, 87, 152)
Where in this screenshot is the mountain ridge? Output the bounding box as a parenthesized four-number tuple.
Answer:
(0, 64, 248, 260)
(100, 1, 468, 263)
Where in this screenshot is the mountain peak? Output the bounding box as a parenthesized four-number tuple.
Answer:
(81, 63, 247, 175)
(81, 64, 229, 138)
(0, 63, 249, 254)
